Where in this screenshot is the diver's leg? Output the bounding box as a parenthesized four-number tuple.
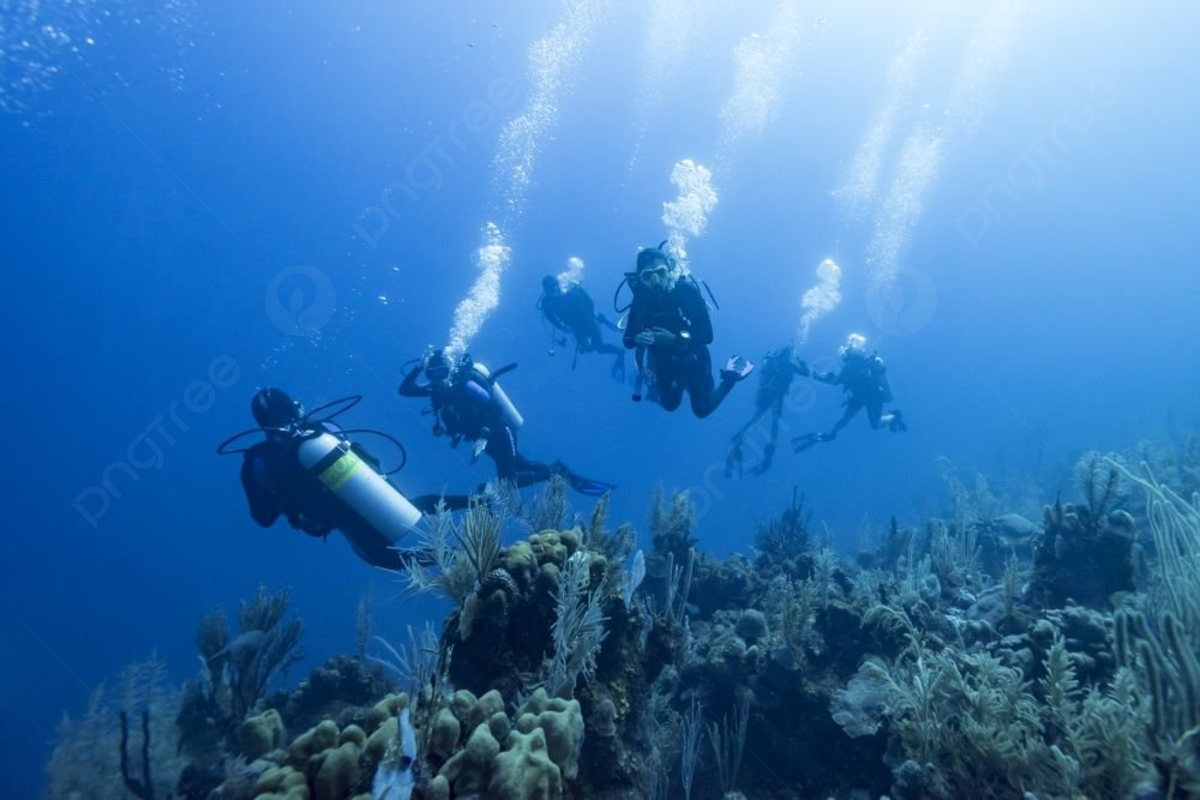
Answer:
(656, 364, 686, 411)
(829, 401, 862, 437)
(730, 405, 769, 449)
(691, 350, 734, 419)
(726, 405, 769, 476)
(339, 522, 406, 571)
(511, 452, 555, 488)
(794, 401, 859, 453)
(751, 402, 783, 475)
(866, 399, 893, 430)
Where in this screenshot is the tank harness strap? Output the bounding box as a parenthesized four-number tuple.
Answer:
(487, 363, 518, 383)
(695, 277, 720, 310)
(614, 275, 635, 314)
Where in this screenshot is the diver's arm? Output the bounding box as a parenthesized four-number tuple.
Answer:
(241, 451, 282, 527)
(813, 369, 841, 385)
(287, 510, 334, 537)
(623, 302, 643, 349)
(398, 365, 432, 398)
(543, 308, 572, 334)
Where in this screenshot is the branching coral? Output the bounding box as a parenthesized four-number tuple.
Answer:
(543, 552, 609, 698)
(1118, 609, 1199, 795)
(754, 487, 809, 564)
(650, 486, 698, 563)
(401, 496, 496, 602)
(47, 654, 183, 800)
(1113, 459, 1200, 639)
(840, 610, 1149, 799)
(233, 585, 306, 718)
(929, 518, 982, 591)
(1076, 451, 1128, 525)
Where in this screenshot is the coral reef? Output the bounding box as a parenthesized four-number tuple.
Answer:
(45, 440, 1200, 799)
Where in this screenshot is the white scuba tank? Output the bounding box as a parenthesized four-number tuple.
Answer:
(296, 432, 422, 544)
(471, 362, 525, 429)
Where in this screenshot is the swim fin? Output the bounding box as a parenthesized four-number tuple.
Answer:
(792, 432, 833, 454)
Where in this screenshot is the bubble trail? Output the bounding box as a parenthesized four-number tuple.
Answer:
(661, 159, 719, 272)
(627, 0, 699, 175)
(448, 0, 607, 354)
(833, 26, 929, 219)
(864, 0, 1022, 293)
(556, 256, 585, 290)
(489, 0, 608, 223)
(715, 0, 801, 168)
(446, 222, 511, 360)
(797, 258, 843, 344)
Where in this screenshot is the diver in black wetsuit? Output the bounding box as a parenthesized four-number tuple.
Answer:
(792, 334, 906, 453)
(621, 244, 754, 417)
(539, 275, 626, 381)
(726, 343, 810, 477)
(231, 388, 469, 570)
(398, 349, 614, 495)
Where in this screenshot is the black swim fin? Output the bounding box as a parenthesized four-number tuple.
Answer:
(792, 432, 833, 454)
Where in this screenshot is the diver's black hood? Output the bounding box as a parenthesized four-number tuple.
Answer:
(251, 387, 301, 428)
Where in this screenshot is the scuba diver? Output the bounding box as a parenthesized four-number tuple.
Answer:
(726, 343, 810, 477)
(618, 242, 754, 417)
(219, 388, 471, 570)
(398, 348, 614, 495)
(538, 275, 626, 381)
(792, 334, 907, 454)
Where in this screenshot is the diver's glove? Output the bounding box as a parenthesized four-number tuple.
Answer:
(889, 410, 907, 433)
(721, 355, 755, 383)
(472, 430, 490, 461)
(611, 353, 626, 383)
(290, 512, 333, 537)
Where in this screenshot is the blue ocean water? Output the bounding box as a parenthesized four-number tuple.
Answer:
(3, 0, 1198, 795)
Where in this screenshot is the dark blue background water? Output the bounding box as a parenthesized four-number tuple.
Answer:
(4, 1, 1198, 793)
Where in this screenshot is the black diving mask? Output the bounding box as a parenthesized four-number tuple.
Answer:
(639, 265, 670, 284)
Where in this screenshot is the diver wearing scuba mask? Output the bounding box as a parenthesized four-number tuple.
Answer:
(620, 243, 754, 418)
(398, 348, 615, 496)
(538, 275, 626, 381)
(226, 387, 472, 570)
(792, 334, 907, 454)
(726, 343, 811, 477)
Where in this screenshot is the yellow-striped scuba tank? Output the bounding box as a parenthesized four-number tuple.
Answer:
(296, 432, 422, 545)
